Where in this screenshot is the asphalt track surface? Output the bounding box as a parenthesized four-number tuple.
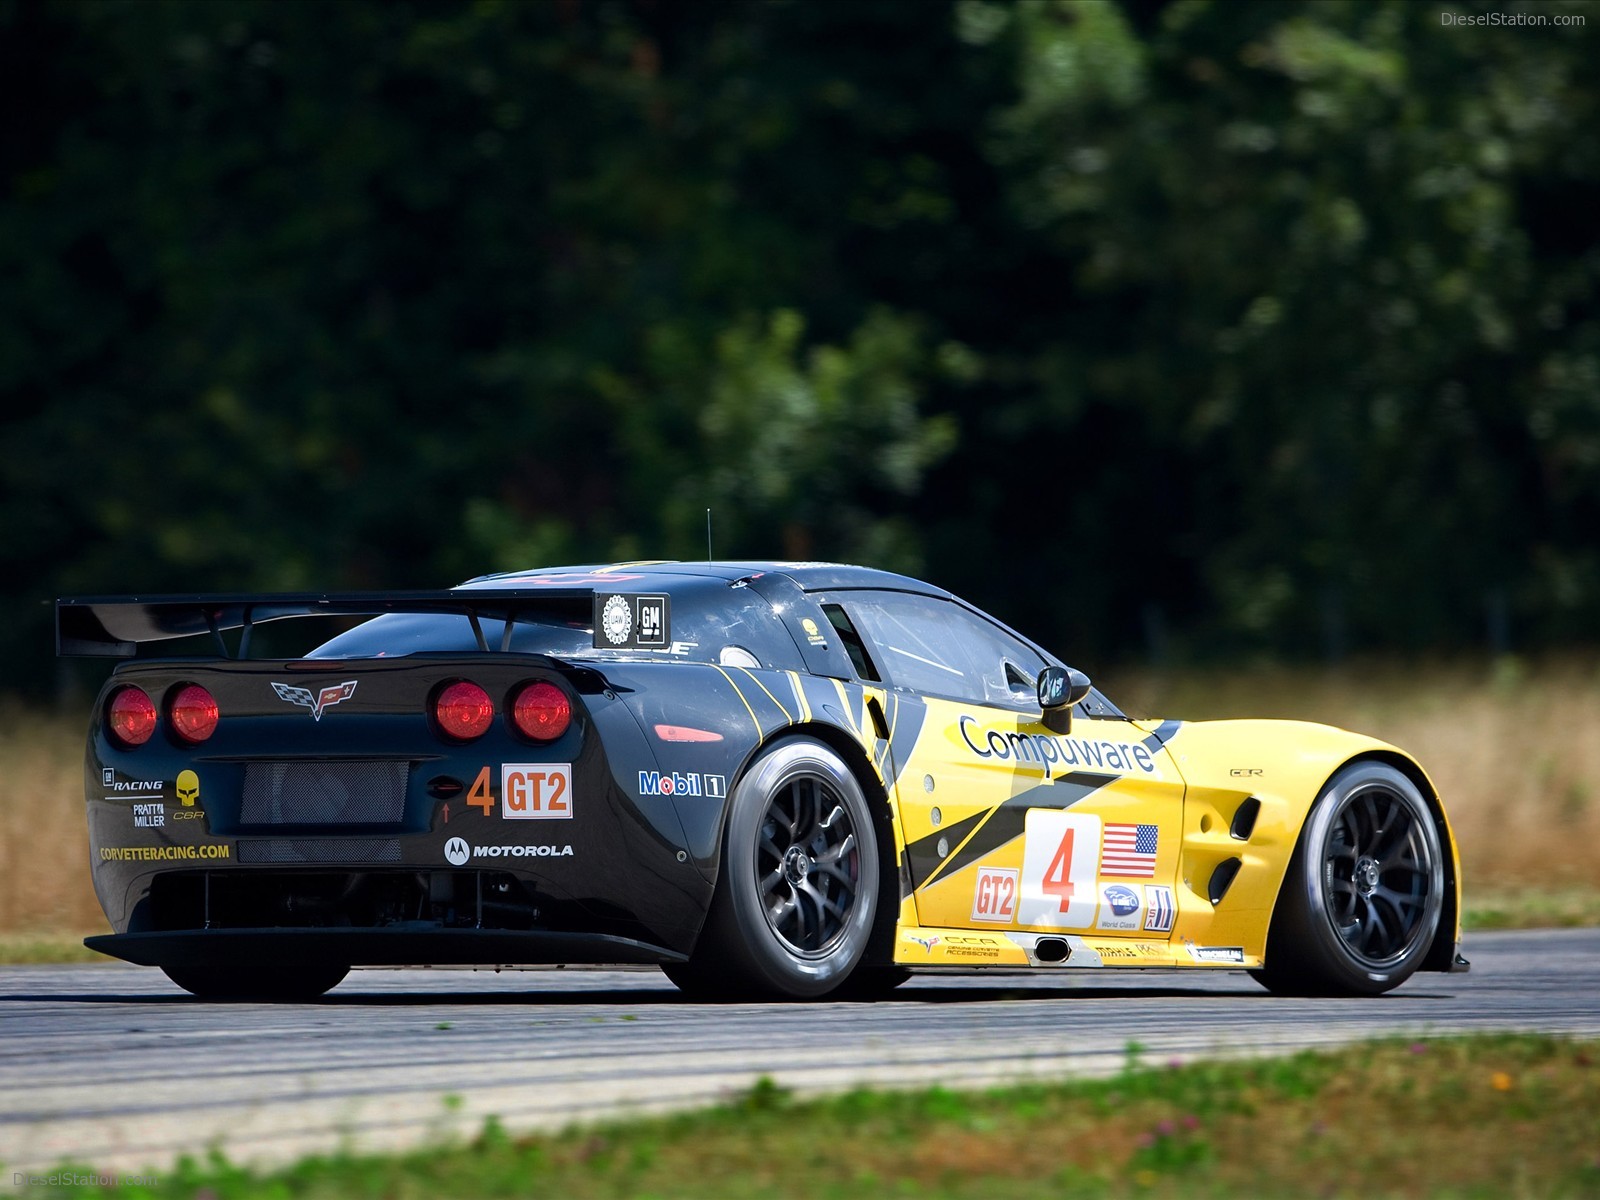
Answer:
(3, 927, 1598, 1176)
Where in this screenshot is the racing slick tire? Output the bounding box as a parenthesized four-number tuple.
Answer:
(161, 962, 350, 1001)
(1253, 761, 1444, 997)
(667, 737, 881, 1001)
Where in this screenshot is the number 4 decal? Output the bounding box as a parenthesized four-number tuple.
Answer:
(467, 767, 494, 815)
(1018, 810, 1101, 930)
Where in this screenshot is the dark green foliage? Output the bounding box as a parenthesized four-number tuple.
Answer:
(3, 0, 1595, 692)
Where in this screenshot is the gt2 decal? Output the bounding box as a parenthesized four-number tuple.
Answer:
(459, 765, 575, 818)
(958, 715, 1157, 780)
(972, 867, 1018, 924)
(1018, 810, 1101, 929)
(503, 765, 572, 819)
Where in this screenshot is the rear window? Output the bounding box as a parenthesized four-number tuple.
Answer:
(308, 583, 805, 671)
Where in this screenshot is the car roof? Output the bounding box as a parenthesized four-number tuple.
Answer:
(458, 561, 955, 598)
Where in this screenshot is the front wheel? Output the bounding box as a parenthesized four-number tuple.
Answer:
(1253, 761, 1444, 996)
(669, 737, 881, 1000)
(162, 961, 349, 1001)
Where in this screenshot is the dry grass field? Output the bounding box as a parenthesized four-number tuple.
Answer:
(3, 654, 1597, 953)
(1114, 653, 1600, 923)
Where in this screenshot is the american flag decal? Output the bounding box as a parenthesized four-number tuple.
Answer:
(1101, 822, 1158, 877)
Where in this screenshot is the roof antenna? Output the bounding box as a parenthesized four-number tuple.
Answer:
(706, 508, 713, 562)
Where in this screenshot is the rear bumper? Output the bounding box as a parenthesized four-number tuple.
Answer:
(85, 927, 685, 970)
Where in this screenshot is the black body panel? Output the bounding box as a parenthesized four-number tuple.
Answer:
(61, 562, 1049, 976)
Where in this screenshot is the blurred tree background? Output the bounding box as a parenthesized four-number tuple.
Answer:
(2, 0, 1596, 694)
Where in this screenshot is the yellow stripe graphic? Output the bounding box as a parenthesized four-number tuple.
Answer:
(736, 667, 794, 724)
(712, 666, 764, 738)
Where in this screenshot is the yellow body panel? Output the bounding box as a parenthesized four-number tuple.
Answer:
(713, 665, 1462, 977)
(881, 705, 1462, 972)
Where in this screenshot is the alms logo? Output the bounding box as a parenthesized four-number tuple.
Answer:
(271, 680, 358, 721)
(639, 771, 727, 798)
(1103, 885, 1140, 916)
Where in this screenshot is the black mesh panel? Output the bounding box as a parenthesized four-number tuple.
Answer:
(241, 761, 409, 825)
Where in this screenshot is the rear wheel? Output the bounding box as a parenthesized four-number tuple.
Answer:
(1253, 761, 1443, 996)
(667, 737, 880, 1000)
(161, 962, 349, 1001)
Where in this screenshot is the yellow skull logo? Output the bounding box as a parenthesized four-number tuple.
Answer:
(176, 770, 200, 807)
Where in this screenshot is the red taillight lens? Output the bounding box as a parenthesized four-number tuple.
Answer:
(168, 684, 219, 744)
(512, 681, 572, 741)
(434, 680, 494, 741)
(108, 686, 157, 747)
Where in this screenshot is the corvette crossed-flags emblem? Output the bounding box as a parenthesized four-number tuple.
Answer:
(270, 680, 358, 721)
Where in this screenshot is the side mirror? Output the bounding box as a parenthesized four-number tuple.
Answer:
(1037, 665, 1091, 733)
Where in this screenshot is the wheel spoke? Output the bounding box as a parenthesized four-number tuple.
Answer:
(793, 881, 823, 947)
(1370, 809, 1411, 867)
(1374, 884, 1421, 916)
(812, 858, 858, 889)
(783, 782, 806, 839)
(1378, 835, 1421, 875)
(1356, 792, 1387, 856)
(801, 879, 847, 936)
(1365, 895, 1398, 956)
(768, 889, 797, 933)
(813, 831, 856, 866)
(1361, 902, 1383, 956)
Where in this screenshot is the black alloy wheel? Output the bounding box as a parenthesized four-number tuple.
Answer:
(1253, 761, 1445, 996)
(666, 737, 882, 1000)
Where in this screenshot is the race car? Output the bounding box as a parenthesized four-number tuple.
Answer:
(57, 560, 1466, 1000)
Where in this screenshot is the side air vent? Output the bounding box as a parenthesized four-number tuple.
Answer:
(1208, 857, 1243, 905)
(1230, 797, 1261, 841)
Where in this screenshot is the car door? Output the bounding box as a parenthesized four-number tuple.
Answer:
(822, 589, 1186, 944)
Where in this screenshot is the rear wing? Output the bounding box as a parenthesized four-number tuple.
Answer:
(56, 590, 598, 659)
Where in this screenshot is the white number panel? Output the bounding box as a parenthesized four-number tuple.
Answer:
(1017, 810, 1101, 930)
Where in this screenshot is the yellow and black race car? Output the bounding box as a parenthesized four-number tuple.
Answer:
(58, 561, 1465, 1000)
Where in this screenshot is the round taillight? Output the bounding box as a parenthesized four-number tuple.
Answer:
(108, 686, 157, 747)
(512, 681, 572, 741)
(434, 680, 494, 741)
(169, 684, 219, 744)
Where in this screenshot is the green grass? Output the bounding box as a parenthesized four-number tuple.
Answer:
(14, 1035, 1600, 1199)
(1462, 887, 1600, 932)
(0, 931, 103, 964)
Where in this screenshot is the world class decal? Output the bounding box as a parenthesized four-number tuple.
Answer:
(957, 715, 1157, 779)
